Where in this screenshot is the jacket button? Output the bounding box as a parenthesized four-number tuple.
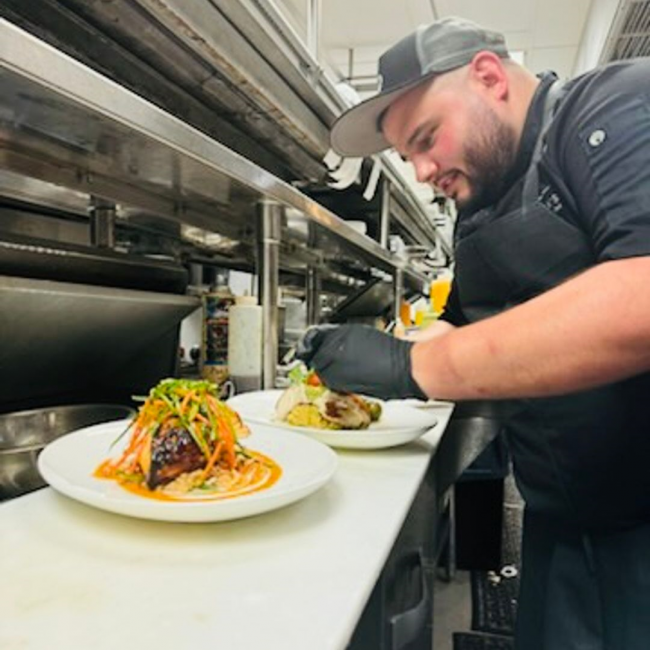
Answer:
(588, 129, 606, 147)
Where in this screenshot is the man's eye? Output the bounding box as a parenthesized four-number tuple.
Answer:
(416, 133, 434, 152)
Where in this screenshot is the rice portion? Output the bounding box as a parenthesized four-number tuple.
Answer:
(285, 404, 341, 430)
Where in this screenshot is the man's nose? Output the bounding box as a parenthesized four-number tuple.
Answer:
(412, 156, 439, 185)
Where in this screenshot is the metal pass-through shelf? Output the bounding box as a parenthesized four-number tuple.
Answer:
(0, 18, 427, 290)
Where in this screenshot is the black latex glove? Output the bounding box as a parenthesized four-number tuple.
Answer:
(295, 324, 427, 401)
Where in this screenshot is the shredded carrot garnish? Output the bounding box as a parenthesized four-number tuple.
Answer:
(96, 378, 255, 493)
(199, 441, 224, 482)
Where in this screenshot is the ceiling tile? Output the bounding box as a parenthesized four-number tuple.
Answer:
(531, 0, 593, 47)
(436, 0, 536, 32)
(527, 46, 580, 78)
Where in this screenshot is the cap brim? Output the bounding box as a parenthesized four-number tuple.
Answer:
(330, 73, 436, 158)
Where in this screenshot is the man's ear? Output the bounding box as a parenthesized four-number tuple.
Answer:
(468, 51, 508, 101)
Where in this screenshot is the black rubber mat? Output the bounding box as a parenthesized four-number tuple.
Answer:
(470, 474, 523, 636)
(502, 473, 524, 568)
(470, 570, 518, 636)
(453, 631, 514, 650)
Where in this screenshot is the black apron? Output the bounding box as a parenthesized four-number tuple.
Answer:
(453, 81, 650, 649)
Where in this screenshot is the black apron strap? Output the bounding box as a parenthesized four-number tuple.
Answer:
(522, 80, 567, 210)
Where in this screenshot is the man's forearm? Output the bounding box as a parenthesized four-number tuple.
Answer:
(411, 257, 650, 400)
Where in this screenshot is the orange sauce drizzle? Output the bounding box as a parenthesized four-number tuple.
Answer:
(93, 450, 282, 502)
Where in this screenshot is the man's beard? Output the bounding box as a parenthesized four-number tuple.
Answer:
(455, 106, 518, 216)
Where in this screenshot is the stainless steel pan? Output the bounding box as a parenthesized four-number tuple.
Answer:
(0, 404, 134, 500)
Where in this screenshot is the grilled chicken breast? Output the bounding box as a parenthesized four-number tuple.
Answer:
(275, 384, 372, 430)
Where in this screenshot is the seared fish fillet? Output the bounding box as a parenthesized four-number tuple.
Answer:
(146, 426, 205, 489)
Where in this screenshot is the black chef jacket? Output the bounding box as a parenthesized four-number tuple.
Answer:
(441, 60, 650, 531)
(439, 60, 650, 650)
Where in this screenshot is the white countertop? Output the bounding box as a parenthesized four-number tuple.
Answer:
(0, 403, 453, 650)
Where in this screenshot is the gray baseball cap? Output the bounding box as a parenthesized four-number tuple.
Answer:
(330, 17, 509, 157)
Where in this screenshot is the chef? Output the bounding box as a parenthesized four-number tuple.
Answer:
(297, 17, 650, 650)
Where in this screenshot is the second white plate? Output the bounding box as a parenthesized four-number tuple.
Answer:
(227, 390, 438, 450)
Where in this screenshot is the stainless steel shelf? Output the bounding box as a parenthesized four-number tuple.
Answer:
(0, 18, 428, 290)
(0, 0, 448, 264)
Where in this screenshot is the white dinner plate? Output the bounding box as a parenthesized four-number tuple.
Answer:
(227, 390, 438, 450)
(38, 419, 338, 523)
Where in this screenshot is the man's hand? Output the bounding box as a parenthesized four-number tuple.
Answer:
(295, 324, 427, 400)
